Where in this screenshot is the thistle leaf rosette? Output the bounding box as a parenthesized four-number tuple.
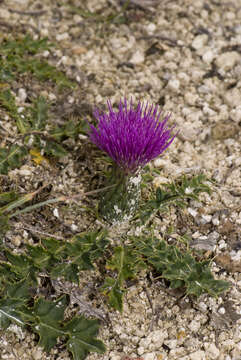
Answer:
(89, 99, 177, 223)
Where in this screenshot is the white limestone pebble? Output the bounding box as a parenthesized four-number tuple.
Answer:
(215, 51, 240, 71)
(130, 50, 145, 64)
(230, 106, 241, 123)
(167, 78, 180, 92)
(192, 34, 208, 50)
(18, 88, 27, 103)
(202, 49, 215, 63)
(204, 343, 220, 359)
(223, 88, 241, 107)
(56, 32, 69, 41)
(190, 350, 206, 360)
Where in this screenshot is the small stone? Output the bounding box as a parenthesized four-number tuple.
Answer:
(180, 126, 196, 142)
(204, 343, 220, 359)
(230, 106, 241, 123)
(150, 329, 168, 346)
(223, 88, 241, 107)
(215, 52, 240, 71)
(177, 72, 190, 84)
(191, 234, 217, 251)
(17, 107, 24, 113)
(188, 208, 198, 217)
(137, 346, 145, 355)
(18, 88, 27, 103)
(143, 352, 156, 360)
(56, 32, 69, 41)
(198, 302, 208, 312)
(212, 122, 237, 140)
(32, 349, 43, 360)
(53, 208, 59, 218)
(164, 339, 177, 349)
(218, 307, 225, 314)
(72, 46, 87, 55)
(42, 50, 50, 57)
(212, 215, 220, 226)
(202, 50, 215, 64)
(201, 214, 212, 223)
(184, 92, 198, 106)
(19, 167, 32, 176)
(153, 158, 166, 168)
(192, 34, 208, 50)
(130, 50, 145, 64)
(48, 93, 57, 101)
(218, 239, 227, 249)
(146, 23, 156, 34)
(230, 250, 241, 262)
(1, 9, 10, 19)
(190, 350, 206, 360)
(11, 236, 22, 247)
(167, 78, 180, 92)
(188, 320, 201, 332)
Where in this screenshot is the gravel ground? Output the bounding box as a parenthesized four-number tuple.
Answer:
(0, 0, 241, 359)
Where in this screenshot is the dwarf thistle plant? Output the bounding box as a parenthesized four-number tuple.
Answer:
(89, 99, 177, 223)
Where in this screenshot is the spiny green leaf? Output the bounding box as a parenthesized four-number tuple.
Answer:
(0, 89, 28, 133)
(0, 144, 28, 174)
(6, 278, 30, 300)
(50, 263, 79, 283)
(6, 144, 28, 168)
(34, 296, 68, 352)
(4, 249, 36, 281)
(101, 246, 137, 311)
(33, 296, 105, 358)
(0, 35, 74, 89)
(26, 244, 52, 269)
(45, 141, 68, 157)
(0, 298, 26, 329)
(50, 120, 87, 141)
(64, 316, 106, 360)
(30, 96, 48, 131)
(0, 262, 18, 284)
(41, 237, 63, 254)
(134, 236, 230, 297)
(0, 215, 10, 240)
(0, 191, 19, 206)
(0, 35, 50, 57)
(106, 246, 137, 282)
(101, 277, 125, 311)
(139, 174, 212, 224)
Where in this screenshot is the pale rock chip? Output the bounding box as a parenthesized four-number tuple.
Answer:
(204, 343, 220, 359)
(189, 350, 206, 360)
(56, 32, 69, 41)
(18, 166, 32, 177)
(32, 349, 43, 360)
(188, 320, 201, 332)
(130, 50, 145, 64)
(223, 87, 241, 107)
(192, 34, 209, 50)
(184, 92, 198, 106)
(215, 52, 240, 71)
(202, 49, 215, 64)
(145, 23, 156, 34)
(18, 88, 27, 103)
(143, 352, 156, 360)
(230, 106, 241, 123)
(167, 78, 180, 92)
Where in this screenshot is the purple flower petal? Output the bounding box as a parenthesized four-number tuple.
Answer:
(89, 99, 177, 174)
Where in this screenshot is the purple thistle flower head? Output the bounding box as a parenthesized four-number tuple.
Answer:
(89, 99, 177, 175)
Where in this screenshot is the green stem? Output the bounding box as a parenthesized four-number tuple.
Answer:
(99, 166, 142, 224)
